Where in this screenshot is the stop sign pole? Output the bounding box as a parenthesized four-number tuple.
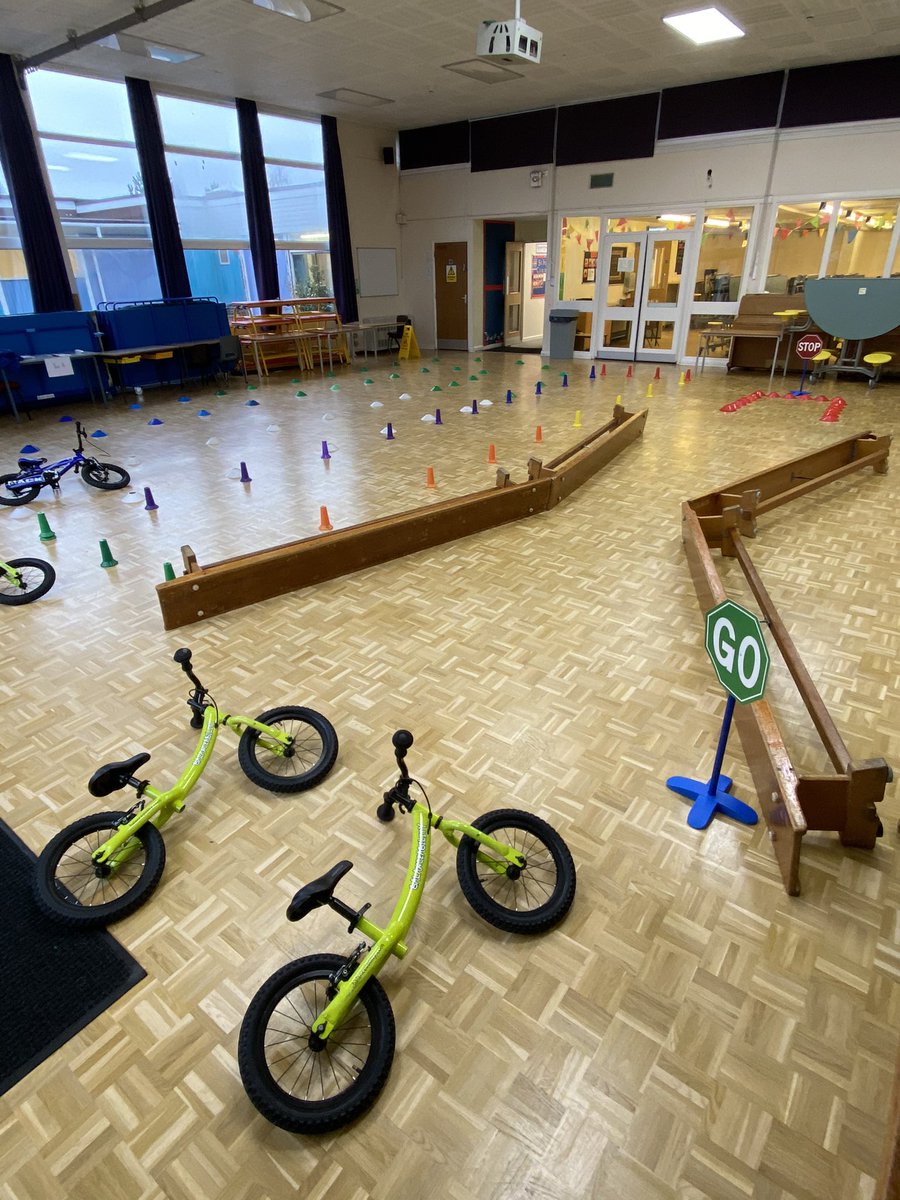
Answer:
(791, 332, 824, 398)
(667, 599, 770, 830)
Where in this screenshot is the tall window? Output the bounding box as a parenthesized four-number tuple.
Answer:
(28, 70, 161, 309)
(157, 94, 254, 302)
(695, 206, 753, 302)
(825, 198, 899, 277)
(258, 112, 330, 302)
(0, 161, 33, 314)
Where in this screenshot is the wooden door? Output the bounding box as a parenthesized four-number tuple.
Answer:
(504, 241, 524, 344)
(434, 242, 468, 349)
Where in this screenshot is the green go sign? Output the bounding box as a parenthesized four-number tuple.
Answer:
(704, 600, 770, 703)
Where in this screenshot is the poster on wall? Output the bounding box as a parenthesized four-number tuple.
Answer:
(582, 251, 597, 284)
(531, 252, 546, 298)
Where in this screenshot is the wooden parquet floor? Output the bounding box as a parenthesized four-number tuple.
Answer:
(1, 353, 898, 1200)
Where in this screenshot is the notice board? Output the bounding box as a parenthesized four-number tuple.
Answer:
(357, 247, 398, 297)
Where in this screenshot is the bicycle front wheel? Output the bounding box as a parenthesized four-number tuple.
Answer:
(0, 558, 56, 604)
(238, 707, 338, 793)
(81, 462, 130, 490)
(33, 811, 166, 927)
(238, 953, 395, 1134)
(456, 809, 576, 934)
(0, 473, 40, 506)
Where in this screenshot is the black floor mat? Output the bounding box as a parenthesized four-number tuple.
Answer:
(0, 819, 146, 1096)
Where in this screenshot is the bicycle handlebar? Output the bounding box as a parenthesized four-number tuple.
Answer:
(392, 729, 413, 778)
(173, 647, 204, 693)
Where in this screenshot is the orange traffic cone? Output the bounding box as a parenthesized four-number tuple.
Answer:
(626, 365, 633, 378)
(487, 443, 497, 464)
(425, 466, 436, 488)
(318, 505, 333, 532)
(535, 425, 543, 443)
(600, 363, 606, 377)
(685, 368, 692, 383)
(653, 366, 661, 380)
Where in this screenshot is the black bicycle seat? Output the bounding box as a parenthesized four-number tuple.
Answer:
(88, 752, 151, 797)
(17, 457, 46, 469)
(287, 860, 353, 921)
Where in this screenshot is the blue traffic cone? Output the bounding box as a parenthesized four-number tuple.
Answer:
(143, 486, 159, 511)
(535, 382, 542, 396)
(472, 398, 479, 415)
(386, 422, 395, 440)
(562, 374, 568, 388)
(321, 440, 331, 460)
(589, 365, 596, 380)
(239, 461, 252, 483)
(506, 389, 513, 404)
(434, 409, 443, 425)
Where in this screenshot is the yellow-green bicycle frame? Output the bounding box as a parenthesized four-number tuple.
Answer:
(309, 802, 525, 1041)
(90, 703, 295, 870)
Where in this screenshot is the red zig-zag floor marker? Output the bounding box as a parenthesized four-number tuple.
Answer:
(819, 397, 845, 422)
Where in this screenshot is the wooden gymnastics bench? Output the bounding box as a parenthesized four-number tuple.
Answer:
(683, 431, 893, 894)
(156, 402, 647, 630)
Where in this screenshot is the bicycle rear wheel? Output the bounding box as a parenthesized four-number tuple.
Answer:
(456, 809, 576, 933)
(33, 811, 165, 927)
(238, 953, 395, 1133)
(238, 707, 338, 793)
(0, 558, 55, 604)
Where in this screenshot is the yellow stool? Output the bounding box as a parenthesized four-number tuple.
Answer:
(863, 351, 892, 388)
(808, 348, 835, 383)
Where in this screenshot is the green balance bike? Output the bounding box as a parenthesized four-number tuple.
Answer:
(0, 557, 56, 604)
(238, 729, 576, 1134)
(34, 648, 339, 926)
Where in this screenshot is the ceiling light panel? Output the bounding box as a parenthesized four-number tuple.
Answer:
(663, 8, 745, 45)
(443, 58, 523, 84)
(246, 0, 344, 21)
(316, 87, 393, 107)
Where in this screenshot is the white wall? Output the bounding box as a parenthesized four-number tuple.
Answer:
(398, 165, 553, 347)
(390, 119, 900, 349)
(337, 119, 403, 322)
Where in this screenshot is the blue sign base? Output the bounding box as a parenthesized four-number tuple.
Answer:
(666, 773, 758, 829)
(666, 693, 758, 830)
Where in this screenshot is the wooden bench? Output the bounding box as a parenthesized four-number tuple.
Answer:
(683, 431, 893, 894)
(157, 403, 648, 630)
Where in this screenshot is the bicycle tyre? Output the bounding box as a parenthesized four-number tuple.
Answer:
(33, 810, 166, 927)
(238, 953, 395, 1133)
(0, 473, 40, 506)
(0, 558, 56, 605)
(81, 462, 131, 490)
(456, 809, 576, 934)
(238, 706, 338, 793)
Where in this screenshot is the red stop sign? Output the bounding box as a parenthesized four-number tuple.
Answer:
(796, 333, 824, 359)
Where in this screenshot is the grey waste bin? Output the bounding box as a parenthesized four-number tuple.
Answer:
(547, 308, 579, 359)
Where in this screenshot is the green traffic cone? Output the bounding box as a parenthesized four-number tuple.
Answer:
(163, 561, 176, 581)
(99, 539, 118, 569)
(37, 513, 56, 542)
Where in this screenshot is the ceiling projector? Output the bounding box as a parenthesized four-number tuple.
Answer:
(476, 16, 543, 65)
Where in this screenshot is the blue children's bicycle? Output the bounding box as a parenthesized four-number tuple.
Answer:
(0, 421, 130, 506)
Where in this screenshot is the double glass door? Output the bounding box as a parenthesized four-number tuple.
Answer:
(597, 230, 688, 362)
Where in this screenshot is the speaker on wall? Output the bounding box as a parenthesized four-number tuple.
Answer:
(382, 146, 395, 165)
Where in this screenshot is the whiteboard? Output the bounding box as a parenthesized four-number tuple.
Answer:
(357, 247, 398, 297)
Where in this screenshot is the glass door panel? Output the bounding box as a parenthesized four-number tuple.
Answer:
(635, 232, 685, 361)
(598, 235, 643, 357)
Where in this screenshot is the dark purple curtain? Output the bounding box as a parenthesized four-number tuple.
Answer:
(126, 77, 191, 299)
(0, 55, 73, 312)
(321, 115, 358, 323)
(236, 98, 279, 301)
